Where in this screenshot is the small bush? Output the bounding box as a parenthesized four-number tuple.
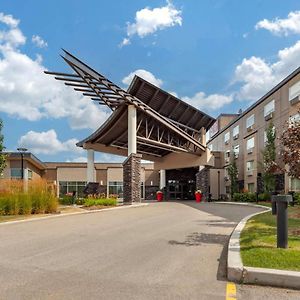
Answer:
(84, 198, 117, 207)
(294, 193, 300, 205)
(233, 192, 256, 202)
(59, 194, 74, 205)
(258, 193, 271, 202)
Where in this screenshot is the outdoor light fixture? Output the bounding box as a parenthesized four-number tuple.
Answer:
(17, 147, 28, 180)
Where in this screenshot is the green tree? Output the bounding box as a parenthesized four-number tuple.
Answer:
(227, 153, 239, 197)
(261, 122, 278, 193)
(0, 119, 7, 176)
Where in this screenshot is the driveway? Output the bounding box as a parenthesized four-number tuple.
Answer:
(0, 202, 299, 299)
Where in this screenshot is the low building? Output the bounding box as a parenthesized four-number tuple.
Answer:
(3, 153, 159, 199)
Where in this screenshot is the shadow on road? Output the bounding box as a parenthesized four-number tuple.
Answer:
(169, 232, 228, 246)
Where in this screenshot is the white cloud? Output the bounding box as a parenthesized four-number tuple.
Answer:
(182, 92, 233, 111)
(0, 12, 19, 28)
(234, 40, 300, 101)
(66, 156, 87, 163)
(121, 1, 182, 46)
(18, 129, 83, 155)
(255, 10, 300, 36)
(32, 35, 48, 48)
(122, 69, 163, 87)
(0, 12, 109, 130)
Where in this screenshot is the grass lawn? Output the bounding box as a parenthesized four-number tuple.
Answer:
(240, 206, 300, 271)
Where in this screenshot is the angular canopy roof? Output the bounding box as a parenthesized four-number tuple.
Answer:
(45, 50, 215, 160)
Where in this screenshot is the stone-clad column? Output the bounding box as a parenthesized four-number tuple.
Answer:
(123, 105, 141, 204)
(196, 167, 209, 201)
(123, 153, 142, 204)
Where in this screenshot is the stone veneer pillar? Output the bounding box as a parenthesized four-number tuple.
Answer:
(123, 153, 142, 204)
(196, 167, 210, 201)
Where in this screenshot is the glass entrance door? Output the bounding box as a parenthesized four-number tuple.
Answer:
(167, 180, 196, 200)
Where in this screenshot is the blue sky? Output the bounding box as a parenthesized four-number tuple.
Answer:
(1, 0, 300, 162)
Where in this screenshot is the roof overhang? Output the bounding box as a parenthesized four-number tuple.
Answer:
(45, 50, 215, 161)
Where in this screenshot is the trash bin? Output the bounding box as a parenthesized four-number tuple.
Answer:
(156, 191, 163, 202)
(195, 191, 202, 202)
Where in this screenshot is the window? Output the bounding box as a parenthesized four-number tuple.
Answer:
(208, 144, 213, 151)
(290, 178, 300, 191)
(289, 80, 300, 101)
(28, 170, 33, 180)
(233, 145, 240, 158)
(264, 100, 275, 117)
(224, 132, 230, 143)
(59, 181, 87, 198)
(108, 181, 123, 198)
(246, 160, 254, 171)
(10, 168, 22, 179)
(225, 150, 231, 158)
(247, 137, 255, 150)
(246, 114, 255, 129)
(289, 113, 300, 124)
(248, 183, 255, 193)
(233, 125, 239, 138)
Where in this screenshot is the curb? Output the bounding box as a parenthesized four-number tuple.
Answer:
(0, 203, 149, 226)
(227, 206, 300, 290)
(211, 201, 270, 209)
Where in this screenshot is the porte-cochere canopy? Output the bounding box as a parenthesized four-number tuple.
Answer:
(45, 50, 215, 161)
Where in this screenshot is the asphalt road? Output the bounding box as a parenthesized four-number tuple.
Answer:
(0, 202, 299, 300)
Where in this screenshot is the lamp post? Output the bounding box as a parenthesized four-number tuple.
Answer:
(17, 147, 28, 180)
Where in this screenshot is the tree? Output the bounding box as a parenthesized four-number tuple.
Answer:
(261, 122, 278, 193)
(227, 153, 239, 197)
(0, 119, 7, 176)
(280, 112, 300, 180)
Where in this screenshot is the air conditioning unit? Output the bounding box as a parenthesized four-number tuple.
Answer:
(247, 170, 254, 176)
(233, 134, 239, 140)
(247, 147, 254, 154)
(290, 95, 300, 105)
(265, 112, 273, 121)
(247, 125, 253, 132)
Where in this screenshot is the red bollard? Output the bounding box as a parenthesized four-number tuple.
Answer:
(195, 191, 202, 202)
(156, 191, 163, 202)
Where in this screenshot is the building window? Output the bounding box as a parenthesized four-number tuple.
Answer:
(10, 168, 22, 179)
(290, 178, 300, 191)
(208, 144, 213, 151)
(233, 125, 239, 139)
(289, 80, 300, 102)
(108, 181, 123, 198)
(248, 183, 255, 193)
(59, 181, 87, 198)
(225, 185, 230, 194)
(247, 137, 255, 153)
(233, 145, 239, 158)
(246, 161, 254, 171)
(264, 100, 275, 117)
(224, 132, 230, 144)
(246, 114, 255, 130)
(289, 113, 300, 124)
(28, 170, 33, 180)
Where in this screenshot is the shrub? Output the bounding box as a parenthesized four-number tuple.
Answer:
(233, 192, 256, 202)
(59, 194, 74, 205)
(294, 193, 300, 205)
(0, 179, 58, 215)
(84, 198, 117, 207)
(258, 193, 271, 202)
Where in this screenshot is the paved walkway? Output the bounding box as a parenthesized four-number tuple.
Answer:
(0, 202, 299, 299)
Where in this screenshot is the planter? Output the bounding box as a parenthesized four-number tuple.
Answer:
(195, 192, 202, 202)
(156, 191, 163, 202)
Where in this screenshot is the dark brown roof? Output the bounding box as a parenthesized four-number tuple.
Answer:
(128, 75, 215, 132)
